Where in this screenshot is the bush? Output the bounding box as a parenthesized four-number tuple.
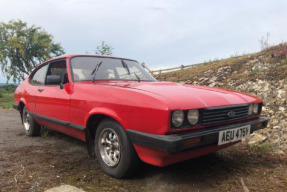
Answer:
(0, 84, 17, 93)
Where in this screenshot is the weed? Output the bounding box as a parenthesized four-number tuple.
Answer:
(249, 142, 274, 154)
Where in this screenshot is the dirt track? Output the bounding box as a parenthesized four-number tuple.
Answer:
(0, 109, 286, 192)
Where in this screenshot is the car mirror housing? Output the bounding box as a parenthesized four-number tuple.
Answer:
(46, 75, 62, 85)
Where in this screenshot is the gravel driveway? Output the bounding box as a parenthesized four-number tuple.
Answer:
(0, 109, 286, 192)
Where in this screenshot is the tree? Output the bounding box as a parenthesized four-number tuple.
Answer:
(95, 41, 113, 55)
(0, 20, 65, 83)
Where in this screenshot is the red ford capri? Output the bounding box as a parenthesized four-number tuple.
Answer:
(13, 54, 268, 178)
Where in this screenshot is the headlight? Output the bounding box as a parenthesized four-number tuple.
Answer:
(187, 110, 199, 125)
(248, 105, 253, 115)
(253, 103, 259, 114)
(172, 110, 184, 127)
(249, 103, 259, 115)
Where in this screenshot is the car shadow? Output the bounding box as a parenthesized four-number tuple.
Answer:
(36, 129, 278, 189)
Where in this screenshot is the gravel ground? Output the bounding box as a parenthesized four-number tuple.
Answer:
(0, 109, 286, 192)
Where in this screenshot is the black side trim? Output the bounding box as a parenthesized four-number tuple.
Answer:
(127, 117, 268, 154)
(30, 113, 85, 131)
(12, 104, 19, 111)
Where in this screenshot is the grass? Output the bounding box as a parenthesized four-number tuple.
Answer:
(0, 92, 14, 109)
(0, 84, 17, 109)
(249, 142, 274, 154)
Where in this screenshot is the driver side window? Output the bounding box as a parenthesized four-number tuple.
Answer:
(46, 60, 68, 85)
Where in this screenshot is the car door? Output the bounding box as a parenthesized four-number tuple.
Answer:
(27, 63, 49, 113)
(34, 59, 71, 124)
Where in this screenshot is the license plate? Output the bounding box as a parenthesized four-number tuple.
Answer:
(218, 125, 251, 145)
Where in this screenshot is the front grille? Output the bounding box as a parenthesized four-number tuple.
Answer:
(201, 104, 249, 125)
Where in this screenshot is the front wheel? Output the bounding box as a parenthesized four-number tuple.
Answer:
(22, 106, 41, 136)
(94, 119, 139, 178)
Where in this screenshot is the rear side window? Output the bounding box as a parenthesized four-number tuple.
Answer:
(30, 64, 48, 85)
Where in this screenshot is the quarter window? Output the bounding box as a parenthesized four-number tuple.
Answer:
(30, 64, 48, 85)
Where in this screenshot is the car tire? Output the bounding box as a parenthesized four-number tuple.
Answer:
(22, 106, 41, 136)
(94, 119, 139, 179)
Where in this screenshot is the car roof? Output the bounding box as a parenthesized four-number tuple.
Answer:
(46, 54, 137, 62)
(33, 54, 138, 72)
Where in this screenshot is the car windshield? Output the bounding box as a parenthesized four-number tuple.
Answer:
(70, 56, 157, 82)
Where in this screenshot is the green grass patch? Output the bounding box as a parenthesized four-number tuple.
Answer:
(249, 142, 274, 154)
(0, 92, 14, 109)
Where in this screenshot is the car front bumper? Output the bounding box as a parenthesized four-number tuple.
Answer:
(12, 103, 19, 111)
(127, 117, 268, 154)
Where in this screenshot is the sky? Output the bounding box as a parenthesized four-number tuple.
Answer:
(0, 0, 287, 83)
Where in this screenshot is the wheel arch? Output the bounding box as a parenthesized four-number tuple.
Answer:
(18, 99, 27, 124)
(84, 108, 126, 158)
(86, 113, 125, 139)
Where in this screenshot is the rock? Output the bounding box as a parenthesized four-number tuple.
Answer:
(248, 133, 267, 145)
(45, 185, 85, 192)
(272, 126, 280, 130)
(276, 150, 285, 156)
(271, 135, 280, 145)
(271, 119, 279, 125)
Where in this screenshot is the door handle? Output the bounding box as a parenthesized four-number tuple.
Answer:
(38, 88, 44, 92)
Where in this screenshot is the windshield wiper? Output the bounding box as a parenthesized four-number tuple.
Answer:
(134, 73, 141, 82)
(90, 61, 103, 82)
(121, 60, 130, 75)
(122, 60, 140, 82)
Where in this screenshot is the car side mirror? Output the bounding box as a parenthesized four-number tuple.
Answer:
(60, 73, 69, 89)
(46, 75, 62, 85)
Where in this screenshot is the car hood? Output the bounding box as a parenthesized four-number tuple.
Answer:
(104, 81, 259, 109)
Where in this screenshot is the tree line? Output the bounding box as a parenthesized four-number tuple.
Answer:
(0, 20, 113, 83)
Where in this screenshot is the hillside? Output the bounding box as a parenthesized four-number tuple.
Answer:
(156, 43, 287, 154)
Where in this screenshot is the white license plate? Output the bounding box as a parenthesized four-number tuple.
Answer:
(218, 125, 251, 145)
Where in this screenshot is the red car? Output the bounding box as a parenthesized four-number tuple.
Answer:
(13, 54, 268, 178)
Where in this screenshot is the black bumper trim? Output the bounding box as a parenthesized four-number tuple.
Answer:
(30, 113, 85, 131)
(12, 104, 19, 111)
(127, 118, 268, 154)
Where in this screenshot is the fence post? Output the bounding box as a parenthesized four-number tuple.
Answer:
(181, 65, 184, 70)
(141, 62, 152, 74)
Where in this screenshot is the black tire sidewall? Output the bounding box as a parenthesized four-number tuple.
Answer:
(94, 119, 138, 178)
(22, 107, 41, 136)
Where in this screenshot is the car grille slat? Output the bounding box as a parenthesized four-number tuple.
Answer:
(204, 107, 248, 115)
(203, 110, 248, 118)
(202, 105, 249, 125)
(202, 114, 248, 123)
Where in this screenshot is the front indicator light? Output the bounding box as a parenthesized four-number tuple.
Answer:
(183, 137, 202, 147)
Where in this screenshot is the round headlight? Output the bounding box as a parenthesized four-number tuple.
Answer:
(248, 105, 253, 115)
(187, 110, 199, 125)
(253, 103, 259, 114)
(172, 110, 184, 127)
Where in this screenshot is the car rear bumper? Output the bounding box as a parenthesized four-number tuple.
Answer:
(127, 117, 268, 154)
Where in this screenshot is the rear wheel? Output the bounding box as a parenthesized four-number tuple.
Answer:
(94, 119, 139, 178)
(22, 106, 41, 136)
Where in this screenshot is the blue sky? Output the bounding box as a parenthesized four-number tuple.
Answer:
(1, 0, 287, 83)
